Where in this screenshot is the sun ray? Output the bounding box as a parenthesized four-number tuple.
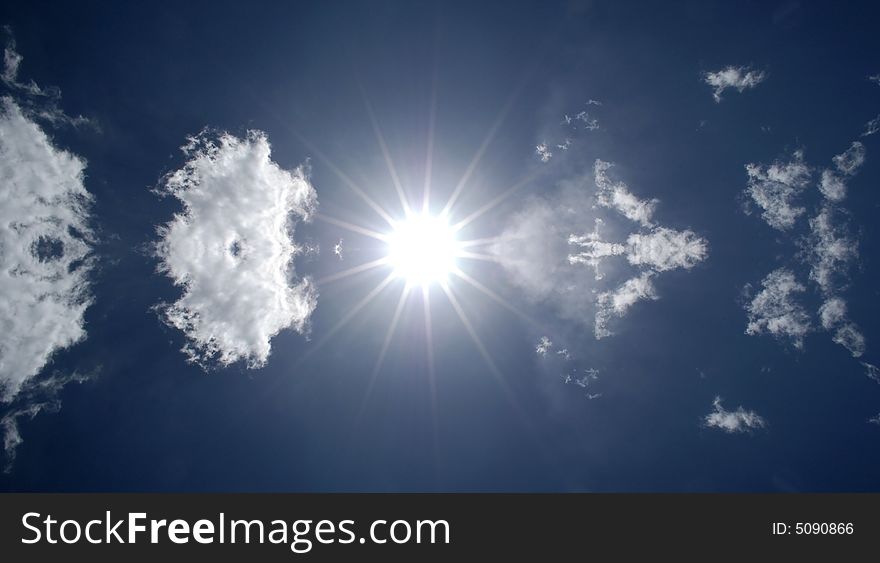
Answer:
(422, 285, 436, 383)
(440, 281, 542, 445)
(295, 135, 396, 227)
(316, 256, 390, 285)
(440, 96, 519, 219)
(458, 236, 501, 248)
(315, 213, 389, 242)
(440, 81, 524, 219)
(423, 67, 438, 214)
(451, 267, 534, 324)
(302, 272, 397, 363)
(439, 283, 504, 380)
(422, 284, 440, 472)
(455, 251, 503, 264)
(356, 284, 411, 420)
(362, 92, 411, 216)
(451, 169, 540, 233)
(439, 281, 530, 415)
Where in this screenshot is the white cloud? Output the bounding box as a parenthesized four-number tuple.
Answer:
(594, 159, 657, 226)
(491, 183, 601, 324)
(818, 297, 846, 329)
(495, 160, 705, 339)
(155, 130, 318, 369)
(869, 414, 880, 425)
(333, 238, 344, 260)
(595, 272, 657, 339)
(744, 143, 869, 358)
(744, 268, 811, 349)
(818, 170, 847, 202)
(831, 141, 865, 175)
(744, 150, 811, 230)
(568, 164, 707, 337)
(704, 396, 766, 433)
(569, 226, 707, 274)
(864, 362, 880, 384)
(803, 205, 857, 295)
(830, 324, 866, 358)
(536, 336, 553, 357)
(0, 97, 93, 402)
(703, 65, 767, 102)
(868, 74, 880, 86)
(624, 227, 708, 272)
(535, 143, 553, 163)
(567, 219, 626, 280)
(862, 115, 880, 137)
(572, 111, 599, 130)
(562, 110, 599, 130)
(817, 298, 864, 357)
(817, 143, 864, 202)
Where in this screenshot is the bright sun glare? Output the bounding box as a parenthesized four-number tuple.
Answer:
(386, 213, 460, 286)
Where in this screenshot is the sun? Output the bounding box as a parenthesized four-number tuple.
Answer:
(386, 212, 460, 286)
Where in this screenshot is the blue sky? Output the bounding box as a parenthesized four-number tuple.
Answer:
(1, 0, 879, 492)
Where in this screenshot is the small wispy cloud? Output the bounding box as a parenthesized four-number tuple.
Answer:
(556, 138, 572, 151)
(742, 141, 868, 358)
(864, 362, 880, 384)
(1, 27, 92, 128)
(536, 336, 553, 357)
(818, 170, 847, 203)
(861, 115, 879, 137)
(868, 74, 880, 86)
(869, 414, 880, 425)
(704, 396, 766, 433)
(802, 205, 858, 295)
(818, 298, 864, 358)
(595, 272, 657, 339)
(567, 219, 626, 280)
(155, 130, 318, 369)
(1, 28, 49, 98)
(569, 227, 707, 275)
(333, 238, 344, 260)
(624, 228, 708, 272)
(831, 141, 865, 176)
(819, 142, 864, 202)
(594, 159, 658, 227)
(494, 156, 704, 340)
(744, 150, 811, 230)
(703, 65, 767, 102)
(560, 365, 601, 398)
(1, 369, 95, 472)
(535, 142, 553, 163)
(568, 162, 707, 337)
(562, 110, 599, 131)
(744, 268, 811, 349)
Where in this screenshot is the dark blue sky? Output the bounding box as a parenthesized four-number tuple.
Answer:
(1, 0, 879, 492)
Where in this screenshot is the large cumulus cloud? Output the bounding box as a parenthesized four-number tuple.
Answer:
(155, 130, 318, 369)
(0, 97, 93, 401)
